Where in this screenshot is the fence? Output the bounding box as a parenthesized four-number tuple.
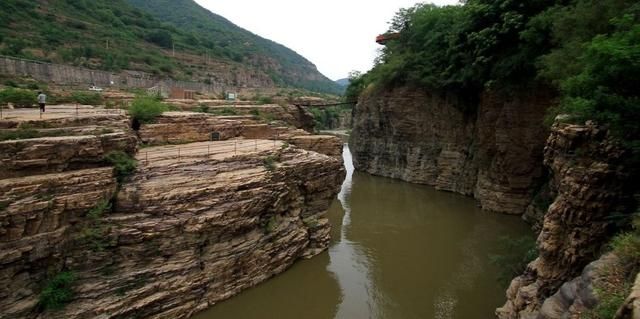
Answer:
(139, 137, 282, 164)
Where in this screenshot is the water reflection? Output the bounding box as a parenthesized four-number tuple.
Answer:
(327, 145, 380, 319)
(194, 145, 531, 319)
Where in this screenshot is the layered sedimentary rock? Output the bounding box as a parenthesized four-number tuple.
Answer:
(0, 133, 137, 179)
(497, 122, 635, 318)
(351, 86, 551, 214)
(288, 135, 343, 158)
(0, 168, 118, 316)
(138, 112, 343, 158)
(137, 112, 243, 145)
(0, 144, 344, 319)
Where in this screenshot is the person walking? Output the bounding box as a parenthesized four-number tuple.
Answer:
(37, 91, 47, 112)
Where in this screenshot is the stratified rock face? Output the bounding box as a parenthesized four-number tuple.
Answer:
(497, 123, 635, 318)
(0, 168, 118, 316)
(351, 86, 551, 214)
(137, 112, 243, 145)
(0, 133, 137, 179)
(0, 147, 344, 319)
(288, 135, 343, 158)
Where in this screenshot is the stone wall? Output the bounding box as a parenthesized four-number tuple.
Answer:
(350, 86, 552, 214)
(0, 56, 221, 93)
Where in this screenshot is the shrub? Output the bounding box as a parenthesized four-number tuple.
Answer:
(70, 92, 103, 105)
(263, 155, 279, 172)
(128, 96, 168, 123)
(265, 216, 278, 234)
(39, 271, 76, 311)
(490, 236, 538, 286)
(104, 151, 137, 183)
(0, 128, 39, 141)
(82, 199, 113, 252)
(0, 88, 36, 107)
(256, 96, 273, 105)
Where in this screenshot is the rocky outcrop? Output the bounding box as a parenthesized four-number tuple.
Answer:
(137, 112, 243, 145)
(497, 122, 635, 318)
(0, 168, 118, 316)
(351, 86, 551, 214)
(288, 135, 343, 158)
(0, 133, 137, 179)
(0, 144, 344, 319)
(537, 253, 617, 318)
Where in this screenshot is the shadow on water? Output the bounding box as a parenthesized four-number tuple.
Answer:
(193, 145, 530, 319)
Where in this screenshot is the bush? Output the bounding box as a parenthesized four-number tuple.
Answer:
(0, 88, 36, 107)
(256, 96, 273, 105)
(82, 199, 113, 251)
(104, 151, 137, 183)
(263, 155, 278, 172)
(0, 128, 39, 141)
(70, 92, 103, 105)
(128, 96, 168, 123)
(490, 236, 538, 286)
(39, 271, 76, 311)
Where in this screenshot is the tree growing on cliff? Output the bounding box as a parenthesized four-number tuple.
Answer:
(128, 95, 168, 124)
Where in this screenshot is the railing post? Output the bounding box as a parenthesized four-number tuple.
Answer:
(0, 103, 3, 120)
(146, 152, 148, 163)
(207, 144, 210, 157)
(234, 141, 237, 155)
(76, 103, 79, 118)
(178, 148, 181, 161)
(254, 139, 257, 151)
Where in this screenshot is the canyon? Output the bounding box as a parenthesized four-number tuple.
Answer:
(0, 105, 345, 319)
(350, 85, 639, 318)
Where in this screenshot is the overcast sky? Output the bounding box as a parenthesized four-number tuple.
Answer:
(194, 0, 460, 81)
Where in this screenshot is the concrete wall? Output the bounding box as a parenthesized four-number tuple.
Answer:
(0, 55, 222, 93)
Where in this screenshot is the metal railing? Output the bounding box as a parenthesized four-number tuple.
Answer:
(139, 136, 282, 163)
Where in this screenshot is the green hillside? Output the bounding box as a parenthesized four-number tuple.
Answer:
(126, 0, 340, 94)
(0, 0, 342, 94)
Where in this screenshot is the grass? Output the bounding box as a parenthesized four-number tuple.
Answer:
(39, 271, 76, 311)
(584, 216, 640, 318)
(82, 199, 113, 252)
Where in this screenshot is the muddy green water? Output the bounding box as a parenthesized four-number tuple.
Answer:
(193, 145, 530, 319)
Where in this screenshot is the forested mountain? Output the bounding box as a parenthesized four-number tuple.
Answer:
(0, 0, 342, 94)
(125, 0, 341, 94)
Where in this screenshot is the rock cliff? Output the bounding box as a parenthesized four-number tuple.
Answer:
(351, 86, 551, 214)
(497, 122, 636, 318)
(0, 110, 345, 318)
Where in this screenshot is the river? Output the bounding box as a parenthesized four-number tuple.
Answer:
(193, 144, 531, 319)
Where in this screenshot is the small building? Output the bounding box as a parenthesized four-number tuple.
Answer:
(170, 88, 196, 99)
(225, 92, 237, 101)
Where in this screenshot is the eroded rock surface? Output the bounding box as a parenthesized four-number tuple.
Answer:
(497, 122, 635, 318)
(351, 86, 551, 214)
(0, 133, 137, 179)
(0, 145, 344, 319)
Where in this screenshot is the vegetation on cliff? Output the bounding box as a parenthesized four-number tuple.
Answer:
(349, 0, 639, 153)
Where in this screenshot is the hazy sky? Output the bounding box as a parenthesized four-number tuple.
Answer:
(194, 0, 460, 80)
